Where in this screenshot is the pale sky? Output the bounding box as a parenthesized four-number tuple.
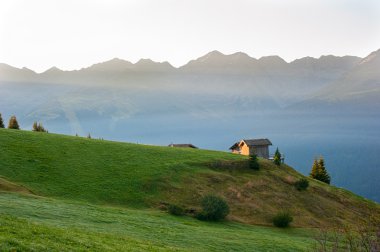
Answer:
(0, 0, 379, 73)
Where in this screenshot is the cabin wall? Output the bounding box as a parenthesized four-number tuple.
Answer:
(231, 143, 250, 155)
(231, 141, 270, 158)
(240, 144, 250, 155)
(250, 146, 269, 158)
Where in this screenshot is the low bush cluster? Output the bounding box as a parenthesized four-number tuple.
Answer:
(294, 178, 309, 191)
(273, 212, 293, 228)
(168, 204, 184, 216)
(197, 195, 229, 221)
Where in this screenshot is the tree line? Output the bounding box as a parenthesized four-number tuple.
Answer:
(0, 113, 47, 132)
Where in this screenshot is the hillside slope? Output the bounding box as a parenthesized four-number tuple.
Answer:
(0, 193, 313, 251)
(0, 129, 379, 228)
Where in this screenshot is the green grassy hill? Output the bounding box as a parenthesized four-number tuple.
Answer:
(0, 129, 379, 251)
(0, 193, 313, 251)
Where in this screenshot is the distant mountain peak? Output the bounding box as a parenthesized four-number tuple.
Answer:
(109, 57, 126, 63)
(135, 58, 155, 65)
(196, 50, 225, 62)
(359, 48, 380, 65)
(43, 66, 62, 74)
(21, 67, 36, 73)
(258, 55, 287, 64)
(85, 58, 134, 71)
(102, 58, 132, 65)
(206, 50, 224, 56)
(290, 56, 317, 65)
(230, 51, 250, 58)
(182, 50, 257, 70)
(134, 58, 174, 71)
(200, 50, 253, 60)
(0, 63, 17, 70)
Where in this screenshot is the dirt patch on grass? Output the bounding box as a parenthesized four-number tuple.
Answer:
(0, 177, 33, 195)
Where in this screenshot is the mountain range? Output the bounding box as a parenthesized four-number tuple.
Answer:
(1, 49, 377, 121)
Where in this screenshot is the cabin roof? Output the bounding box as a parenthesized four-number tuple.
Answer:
(243, 139, 272, 146)
(229, 138, 272, 149)
(168, 144, 198, 149)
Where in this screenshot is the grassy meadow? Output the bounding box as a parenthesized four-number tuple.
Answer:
(0, 128, 379, 251)
(0, 192, 313, 251)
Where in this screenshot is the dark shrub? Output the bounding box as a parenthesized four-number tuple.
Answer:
(197, 195, 229, 221)
(249, 154, 260, 170)
(168, 204, 184, 216)
(294, 178, 309, 191)
(273, 212, 293, 228)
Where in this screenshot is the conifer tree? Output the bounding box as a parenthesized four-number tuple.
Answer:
(87, 133, 91, 139)
(0, 113, 4, 128)
(310, 157, 331, 184)
(249, 153, 260, 170)
(8, 116, 20, 129)
(318, 157, 331, 184)
(32, 121, 47, 132)
(310, 159, 320, 180)
(273, 148, 282, 166)
(32, 122, 38, 131)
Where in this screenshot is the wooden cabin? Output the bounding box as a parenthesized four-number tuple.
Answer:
(229, 139, 272, 158)
(168, 143, 198, 149)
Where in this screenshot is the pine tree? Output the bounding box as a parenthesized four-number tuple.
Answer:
(32, 122, 38, 131)
(87, 133, 91, 139)
(249, 153, 260, 170)
(310, 159, 320, 179)
(273, 148, 282, 166)
(8, 116, 20, 129)
(318, 157, 331, 184)
(310, 157, 331, 184)
(32, 121, 47, 132)
(0, 113, 4, 128)
(39, 123, 46, 132)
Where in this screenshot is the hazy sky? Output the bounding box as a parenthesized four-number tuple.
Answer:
(1, 0, 379, 72)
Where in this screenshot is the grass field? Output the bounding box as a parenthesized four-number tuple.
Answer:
(0, 128, 379, 251)
(0, 192, 314, 251)
(0, 128, 242, 206)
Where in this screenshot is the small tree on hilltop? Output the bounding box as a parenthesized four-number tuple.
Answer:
(32, 122, 38, 131)
(8, 116, 20, 129)
(310, 159, 320, 179)
(32, 122, 47, 132)
(0, 113, 4, 128)
(273, 148, 282, 166)
(318, 157, 330, 184)
(249, 153, 260, 170)
(310, 157, 331, 184)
